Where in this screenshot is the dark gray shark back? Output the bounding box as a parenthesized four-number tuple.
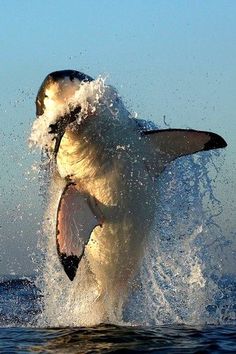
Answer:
(46, 70, 94, 83)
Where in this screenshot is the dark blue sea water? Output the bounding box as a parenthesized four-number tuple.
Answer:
(0, 278, 236, 353)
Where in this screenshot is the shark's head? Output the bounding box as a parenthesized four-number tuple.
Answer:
(30, 70, 131, 160)
(31, 70, 125, 157)
(36, 70, 93, 117)
(34, 70, 93, 156)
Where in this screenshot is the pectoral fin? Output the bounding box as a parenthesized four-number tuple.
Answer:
(143, 129, 227, 176)
(56, 183, 103, 281)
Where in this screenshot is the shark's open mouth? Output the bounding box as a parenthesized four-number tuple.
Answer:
(48, 106, 82, 158)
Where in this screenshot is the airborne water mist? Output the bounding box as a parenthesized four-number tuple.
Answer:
(126, 153, 235, 325)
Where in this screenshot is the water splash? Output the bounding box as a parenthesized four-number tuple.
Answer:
(28, 77, 235, 327)
(126, 152, 235, 325)
(32, 142, 236, 327)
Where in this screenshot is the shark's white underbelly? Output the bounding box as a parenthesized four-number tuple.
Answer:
(56, 129, 157, 307)
(86, 180, 156, 291)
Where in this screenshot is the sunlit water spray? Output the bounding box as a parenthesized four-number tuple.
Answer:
(126, 152, 235, 325)
(28, 77, 235, 327)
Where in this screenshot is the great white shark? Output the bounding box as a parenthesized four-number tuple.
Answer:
(30, 70, 227, 322)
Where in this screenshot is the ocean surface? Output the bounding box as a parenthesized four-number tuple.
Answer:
(0, 277, 235, 353)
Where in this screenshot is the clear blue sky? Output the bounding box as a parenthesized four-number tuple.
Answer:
(0, 0, 235, 275)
